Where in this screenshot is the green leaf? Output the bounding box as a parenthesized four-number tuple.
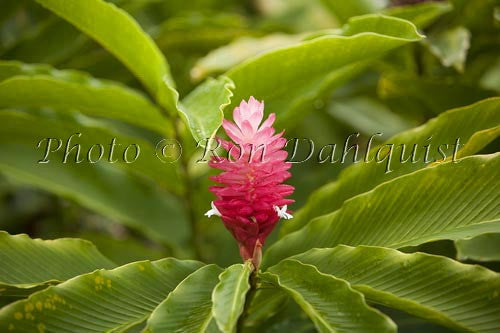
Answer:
(264, 154, 500, 267)
(328, 96, 414, 137)
(3, 0, 158, 66)
(154, 13, 252, 54)
(242, 296, 314, 333)
(0, 61, 174, 137)
(191, 34, 303, 82)
(224, 15, 423, 127)
(426, 26, 471, 72)
(144, 264, 223, 333)
(0, 258, 203, 332)
(0, 231, 115, 297)
(262, 259, 396, 333)
(242, 288, 289, 329)
(293, 246, 500, 332)
(180, 76, 234, 144)
(383, 2, 453, 28)
(257, 0, 335, 32)
(320, 0, 386, 24)
(34, 0, 178, 112)
(340, 14, 421, 38)
(480, 58, 500, 92)
(0, 111, 181, 194)
(0, 142, 188, 252)
(283, 97, 500, 236)
(455, 125, 500, 159)
(212, 262, 253, 333)
(76, 232, 168, 266)
(456, 233, 500, 262)
(378, 74, 495, 115)
(2, 18, 86, 65)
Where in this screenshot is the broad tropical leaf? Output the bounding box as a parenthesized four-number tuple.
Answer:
(34, 0, 179, 112)
(191, 34, 303, 82)
(242, 288, 289, 330)
(456, 233, 500, 262)
(180, 76, 234, 144)
(426, 26, 471, 72)
(2, 17, 86, 65)
(0, 144, 189, 251)
(144, 264, 223, 333)
(0, 259, 203, 332)
(328, 96, 414, 137)
(225, 15, 423, 127)
(378, 74, 495, 115)
(264, 154, 500, 267)
(293, 246, 500, 332)
(0, 61, 174, 136)
(2, 0, 157, 65)
(0, 231, 115, 297)
(187, 15, 423, 142)
(481, 59, 500, 92)
(212, 261, 252, 333)
(261, 259, 396, 333)
(0, 111, 182, 194)
(383, 2, 453, 28)
(455, 125, 500, 159)
(320, 0, 386, 24)
(284, 97, 500, 236)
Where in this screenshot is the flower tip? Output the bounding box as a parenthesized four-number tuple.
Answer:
(205, 201, 221, 218)
(274, 205, 293, 220)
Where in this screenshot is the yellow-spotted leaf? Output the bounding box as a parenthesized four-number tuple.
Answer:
(0, 231, 115, 297)
(0, 259, 203, 332)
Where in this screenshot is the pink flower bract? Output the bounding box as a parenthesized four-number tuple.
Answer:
(207, 97, 294, 266)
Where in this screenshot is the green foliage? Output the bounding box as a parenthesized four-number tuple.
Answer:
(425, 25, 471, 71)
(265, 154, 500, 267)
(1, 0, 499, 331)
(283, 98, 500, 235)
(456, 233, 500, 262)
(293, 246, 500, 332)
(225, 15, 423, 127)
(0, 258, 203, 332)
(212, 262, 252, 333)
(144, 265, 222, 333)
(320, 0, 386, 24)
(0, 231, 115, 297)
(34, 0, 178, 111)
(180, 75, 235, 144)
(383, 2, 452, 28)
(262, 259, 396, 333)
(0, 61, 174, 136)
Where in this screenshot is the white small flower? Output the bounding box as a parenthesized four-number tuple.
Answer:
(205, 201, 221, 218)
(274, 205, 293, 220)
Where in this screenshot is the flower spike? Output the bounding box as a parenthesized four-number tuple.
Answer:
(207, 96, 294, 268)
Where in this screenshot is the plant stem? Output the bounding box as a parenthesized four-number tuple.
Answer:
(171, 116, 204, 260)
(180, 154, 203, 261)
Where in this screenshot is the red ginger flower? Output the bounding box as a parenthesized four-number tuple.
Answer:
(206, 97, 294, 268)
